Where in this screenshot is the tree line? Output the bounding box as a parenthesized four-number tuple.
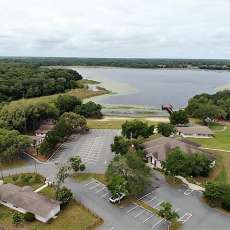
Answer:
(0, 62, 83, 103)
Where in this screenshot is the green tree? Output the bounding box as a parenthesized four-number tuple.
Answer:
(75, 101, 102, 118)
(56, 95, 82, 114)
(69, 155, 86, 173)
(121, 120, 154, 139)
(158, 202, 179, 221)
(170, 110, 189, 125)
(106, 153, 151, 196)
(55, 164, 70, 198)
(157, 123, 176, 137)
(111, 136, 130, 155)
(0, 128, 30, 163)
(56, 186, 73, 207)
(108, 175, 128, 197)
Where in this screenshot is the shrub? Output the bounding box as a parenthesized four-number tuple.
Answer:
(12, 212, 24, 225)
(56, 187, 73, 207)
(80, 164, 86, 171)
(24, 212, 35, 222)
(12, 175, 18, 182)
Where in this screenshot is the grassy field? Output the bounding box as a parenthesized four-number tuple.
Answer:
(187, 124, 230, 151)
(9, 87, 109, 106)
(87, 118, 159, 129)
(186, 123, 230, 184)
(0, 186, 103, 230)
(3, 173, 45, 190)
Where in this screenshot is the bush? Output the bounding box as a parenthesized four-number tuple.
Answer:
(24, 212, 35, 222)
(12, 175, 18, 182)
(157, 123, 176, 137)
(12, 212, 24, 225)
(80, 164, 86, 171)
(56, 187, 73, 207)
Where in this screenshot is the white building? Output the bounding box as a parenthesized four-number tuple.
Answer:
(0, 184, 60, 223)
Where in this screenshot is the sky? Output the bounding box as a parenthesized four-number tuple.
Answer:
(0, 0, 230, 59)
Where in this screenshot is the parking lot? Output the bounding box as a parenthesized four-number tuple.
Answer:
(49, 129, 120, 173)
(83, 179, 193, 230)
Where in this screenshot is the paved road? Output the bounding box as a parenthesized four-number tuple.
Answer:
(2, 129, 230, 230)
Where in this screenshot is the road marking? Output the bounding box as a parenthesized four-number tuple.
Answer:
(101, 193, 109, 198)
(134, 209, 145, 218)
(143, 214, 154, 223)
(138, 192, 152, 200)
(152, 218, 165, 229)
(184, 189, 194, 195)
(178, 212, 192, 224)
(89, 183, 100, 190)
(147, 196, 157, 203)
(84, 180, 95, 187)
(127, 205, 139, 213)
(153, 200, 164, 209)
(96, 187, 106, 193)
(108, 227, 114, 230)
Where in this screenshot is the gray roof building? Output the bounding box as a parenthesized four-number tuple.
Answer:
(0, 184, 60, 223)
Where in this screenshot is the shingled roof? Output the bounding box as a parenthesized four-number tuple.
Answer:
(143, 136, 210, 161)
(0, 184, 60, 218)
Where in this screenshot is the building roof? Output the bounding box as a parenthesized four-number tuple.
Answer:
(35, 124, 54, 134)
(0, 184, 60, 218)
(143, 136, 208, 161)
(176, 126, 214, 135)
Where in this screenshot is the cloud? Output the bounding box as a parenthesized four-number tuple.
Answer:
(0, 0, 229, 58)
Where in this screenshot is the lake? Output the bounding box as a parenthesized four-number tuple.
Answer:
(72, 67, 230, 110)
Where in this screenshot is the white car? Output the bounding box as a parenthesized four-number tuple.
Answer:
(109, 193, 125, 204)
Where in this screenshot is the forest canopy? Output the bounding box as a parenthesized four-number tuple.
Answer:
(0, 62, 82, 103)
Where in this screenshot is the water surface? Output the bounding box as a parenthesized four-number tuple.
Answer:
(72, 67, 230, 109)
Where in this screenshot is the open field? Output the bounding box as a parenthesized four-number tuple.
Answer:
(187, 124, 230, 151)
(9, 87, 110, 106)
(186, 124, 230, 184)
(0, 186, 103, 230)
(87, 116, 168, 129)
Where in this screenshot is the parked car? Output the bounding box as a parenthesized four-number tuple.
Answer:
(109, 193, 125, 204)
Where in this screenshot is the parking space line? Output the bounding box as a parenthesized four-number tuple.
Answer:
(184, 189, 194, 195)
(178, 212, 192, 224)
(153, 200, 164, 209)
(101, 193, 109, 198)
(143, 214, 154, 223)
(127, 205, 139, 213)
(134, 209, 145, 218)
(138, 192, 152, 200)
(147, 196, 157, 203)
(152, 218, 165, 229)
(84, 180, 95, 187)
(89, 183, 100, 190)
(96, 187, 106, 193)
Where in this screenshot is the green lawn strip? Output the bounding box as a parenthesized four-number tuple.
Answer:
(3, 173, 45, 190)
(87, 118, 157, 129)
(73, 173, 108, 185)
(214, 166, 228, 184)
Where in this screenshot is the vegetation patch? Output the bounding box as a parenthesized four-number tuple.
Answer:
(3, 173, 45, 190)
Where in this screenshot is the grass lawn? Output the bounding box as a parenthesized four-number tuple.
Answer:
(3, 173, 45, 190)
(8, 87, 109, 107)
(74, 173, 108, 185)
(187, 124, 230, 151)
(87, 118, 158, 129)
(0, 186, 103, 230)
